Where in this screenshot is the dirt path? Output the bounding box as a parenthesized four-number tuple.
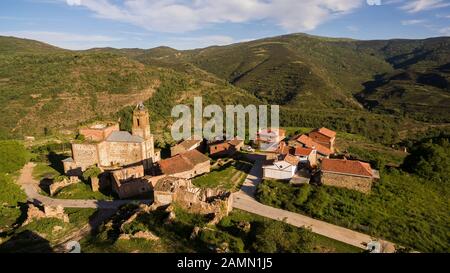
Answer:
(232, 154, 397, 253)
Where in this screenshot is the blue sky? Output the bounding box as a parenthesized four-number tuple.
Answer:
(0, 0, 449, 50)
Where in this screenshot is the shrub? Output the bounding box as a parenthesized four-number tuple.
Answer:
(251, 221, 315, 253)
(82, 166, 102, 181)
(0, 140, 29, 173)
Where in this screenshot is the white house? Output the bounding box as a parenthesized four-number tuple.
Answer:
(256, 128, 286, 152)
(263, 154, 300, 180)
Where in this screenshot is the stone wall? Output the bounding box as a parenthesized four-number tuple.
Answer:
(111, 165, 151, 199)
(98, 141, 143, 167)
(115, 178, 152, 199)
(49, 176, 80, 196)
(63, 160, 82, 177)
(321, 172, 374, 194)
(72, 143, 99, 170)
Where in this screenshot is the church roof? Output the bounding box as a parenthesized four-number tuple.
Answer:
(106, 131, 144, 143)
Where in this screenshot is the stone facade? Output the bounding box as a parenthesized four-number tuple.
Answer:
(63, 104, 158, 174)
(111, 165, 152, 199)
(320, 172, 374, 194)
(80, 123, 120, 142)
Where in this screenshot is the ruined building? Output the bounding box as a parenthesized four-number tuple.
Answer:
(63, 103, 160, 176)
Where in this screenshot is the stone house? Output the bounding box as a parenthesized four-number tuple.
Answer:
(320, 158, 380, 194)
(263, 154, 300, 180)
(111, 165, 153, 199)
(309, 127, 337, 152)
(295, 134, 332, 158)
(63, 103, 160, 175)
(159, 150, 211, 180)
(171, 137, 203, 157)
(295, 146, 318, 168)
(209, 139, 244, 157)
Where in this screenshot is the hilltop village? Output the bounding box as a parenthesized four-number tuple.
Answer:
(59, 103, 380, 211)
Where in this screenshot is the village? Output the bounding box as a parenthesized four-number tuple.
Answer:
(58, 103, 381, 204)
(12, 103, 391, 253)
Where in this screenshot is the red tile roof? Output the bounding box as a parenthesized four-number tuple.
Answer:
(295, 147, 313, 157)
(277, 142, 294, 155)
(159, 150, 210, 175)
(321, 158, 373, 177)
(284, 154, 300, 166)
(296, 135, 331, 156)
(313, 127, 336, 139)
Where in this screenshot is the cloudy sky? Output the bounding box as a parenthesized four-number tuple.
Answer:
(1, 0, 449, 50)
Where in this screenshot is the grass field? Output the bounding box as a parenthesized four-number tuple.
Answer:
(193, 160, 253, 191)
(51, 183, 114, 201)
(0, 208, 97, 253)
(256, 173, 449, 253)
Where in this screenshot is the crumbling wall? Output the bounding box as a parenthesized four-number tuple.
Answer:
(49, 176, 80, 196)
(23, 204, 69, 225)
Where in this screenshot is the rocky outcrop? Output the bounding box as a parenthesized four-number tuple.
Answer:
(23, 204, 69, 225)
(119, 231, 160, 241)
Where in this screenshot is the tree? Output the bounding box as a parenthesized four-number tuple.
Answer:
(0, 141, 29, 173)
(251, 220, 315, 253)
(82, 166, 102, 181)
(402, 138, 450, 183)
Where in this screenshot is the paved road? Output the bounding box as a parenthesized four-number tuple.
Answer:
(232, 154, 397, 253)
(17, 163, 151, 209)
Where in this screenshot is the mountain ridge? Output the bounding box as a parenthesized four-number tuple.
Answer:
(0, 34, 449, 144)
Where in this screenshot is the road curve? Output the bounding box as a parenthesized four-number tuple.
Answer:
(17, 163, 151, 209)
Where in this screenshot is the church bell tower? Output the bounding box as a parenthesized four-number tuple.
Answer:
(132, 103, 151, 140)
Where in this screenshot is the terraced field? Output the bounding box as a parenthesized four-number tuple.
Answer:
(193, 159, 253, 191)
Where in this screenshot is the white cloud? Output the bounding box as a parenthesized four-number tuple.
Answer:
(0, 31, 121, 49)
(63, 0, 364, 33)
(439, 26, 450, 36)
(401, 0, 450, 13)
(401, 19, 426, 25)
(66, 0, 81, 5)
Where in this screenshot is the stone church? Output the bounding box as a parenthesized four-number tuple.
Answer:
(63, 103, 160, 176)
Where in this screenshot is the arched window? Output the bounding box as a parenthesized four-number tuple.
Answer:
(137, 119, 140, 127)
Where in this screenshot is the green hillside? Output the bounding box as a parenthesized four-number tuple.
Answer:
(0, 33, 449, 143)
(0, 36, 65, 54)
(135, 34, 450, 123)
(0, 39, 260, 139)
(354, 38, 450, 122)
